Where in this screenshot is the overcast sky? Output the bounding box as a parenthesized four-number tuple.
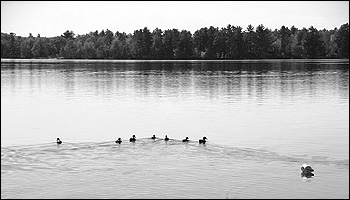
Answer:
(1, 1, 349, 37)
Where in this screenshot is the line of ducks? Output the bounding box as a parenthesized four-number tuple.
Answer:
(56, 135, 208, 145)
(117, 135, 207, 144)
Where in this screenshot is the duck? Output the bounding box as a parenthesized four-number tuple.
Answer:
(199, 136, 207, 144)
(129, 135, 136, 142)
(151, 135, 156, 139)
(301, 164, 314, 178)
(56, 138, 62, 144)
(164, 135, 169, 141)
(182, 137, 189, 142)
(115, 138, 122, 144)
(301, 164, 314, 174)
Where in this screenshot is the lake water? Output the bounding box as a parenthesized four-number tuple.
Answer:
(1, 59, 349, 199)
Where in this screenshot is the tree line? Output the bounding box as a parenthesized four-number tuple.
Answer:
(1, 23, 349, 59)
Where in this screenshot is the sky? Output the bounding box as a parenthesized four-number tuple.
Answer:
(1, 1, 349, 37)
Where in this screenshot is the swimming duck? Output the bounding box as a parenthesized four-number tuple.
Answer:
(164, 135, 169, 141)
(182, 137, 189, 142)
(199, 136, 207, 144)
(56, 138, 62, 144)
(151, 135, 156, 139)
(301, 164, 314, 174)
(115, 138, 122, 144)
(129, 135, 136, 142)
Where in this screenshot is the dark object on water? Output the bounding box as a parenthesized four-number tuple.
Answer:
(129, 135, 136, 142)
(301, 171, 314, 178)
(115, 138, 122, 144)
(199, 136, 207, 144)
(151, 135, 156, 139)
(164, 135, 169, 141)
(182, 137, 189, 142)
(301, 164, 314, 173)
(56, 138, 62, 144)
(301, 164, 314, 178)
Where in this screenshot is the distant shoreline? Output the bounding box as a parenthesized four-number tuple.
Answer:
(2, 23, 349, 60)
(2, 58, 349, 64)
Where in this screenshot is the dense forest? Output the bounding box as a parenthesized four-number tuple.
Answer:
(1, 23, 349, 59)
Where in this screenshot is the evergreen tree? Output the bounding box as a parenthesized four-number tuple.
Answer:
(304, 26, 325, 58)
(336, 23, 349, 58)
(151, 28, 164, 59)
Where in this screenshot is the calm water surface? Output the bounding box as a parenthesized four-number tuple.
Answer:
(1, 59, 349, 198)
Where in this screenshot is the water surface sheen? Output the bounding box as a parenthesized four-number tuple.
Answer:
(1, 59, 349, 198)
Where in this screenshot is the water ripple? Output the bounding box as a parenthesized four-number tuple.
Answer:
(2, 140, 349, 198)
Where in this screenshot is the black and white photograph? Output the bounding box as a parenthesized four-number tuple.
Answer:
(1, 1, 349, 199)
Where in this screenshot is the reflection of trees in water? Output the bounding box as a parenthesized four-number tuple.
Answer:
(4, 60, 346, 102)
(54, 61, 350, 103)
